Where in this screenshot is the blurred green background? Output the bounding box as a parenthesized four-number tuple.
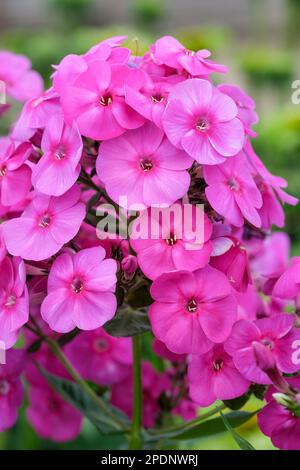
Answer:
(1, 0, 300, 450)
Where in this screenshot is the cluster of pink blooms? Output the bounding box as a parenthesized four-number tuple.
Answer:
(0, 36, 300, 450)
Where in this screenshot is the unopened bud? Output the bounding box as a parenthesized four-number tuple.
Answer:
(252, 341, 276, 373)
(121, 255, 138, 279)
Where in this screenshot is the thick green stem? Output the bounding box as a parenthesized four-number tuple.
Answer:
(129, 335, 143, 449)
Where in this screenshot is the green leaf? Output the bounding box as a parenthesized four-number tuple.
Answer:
(104, 308, 152, 337)
(39, 367, 129, 435)
(220, 411, 256, 450)
(146, 410, 257, 442)
(223, 392, 251, 410)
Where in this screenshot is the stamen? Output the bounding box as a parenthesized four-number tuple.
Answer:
(4, 295, 16, 308)
(0, 166, 6, 177)
(71, 278, 84, 294)
(151, 94, 164, 103)
(54, 146, 67, 160)
(166, 235, 177, 246)
(99, 94, 113, 106)
(213, 358, 224, 372)
(196, 118, 210, 132)
(38, 214, 51, 228)
(140, 159, 153, 172)
(187, 299, 198, 313)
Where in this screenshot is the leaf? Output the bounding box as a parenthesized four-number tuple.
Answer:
(104, 308, 152, 337)
(220, 411, 256, 450)
(39, 367, 129, 435)
(146, 410, 257, 442)
(126, 283, 153, 308)
(223, 392, 251, 410)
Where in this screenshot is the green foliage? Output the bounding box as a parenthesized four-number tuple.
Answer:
(132, 0, 165, 29)
(104, 308, 152, 337)
(220, 411, 256, 450)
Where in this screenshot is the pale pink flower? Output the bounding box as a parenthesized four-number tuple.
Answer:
(32, 113, 83, 196)
(2, 185, 85, 261)
(41, 247, 117, 333)
(60, 60, 145, 140)
(149, 267, 237, 354)
(204, 153, 262, 227)
(0, 138, 32, 207)
(0, 51, 43, 102)
(130, 204, 212, 280)
(97, 122, 192, 209)
(66, 328, 132, 386)
(27, 384, 82, 442)
(0, 349, 26, 432)
(225, 314, 300, 384)
(0, 256, 29, 343)
(163, 79, 245, 164)
(188, 345, 250, 406)
(153, 36, 227, 75)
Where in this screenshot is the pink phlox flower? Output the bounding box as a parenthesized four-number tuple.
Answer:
(0, 138, 32, 207)
(218, 84, 259, 136)
(149, 267, 237, 354)
(273, 257, 300, 300)
(188, 344, 250, 407)
(258, 377, 300, 450)
(60, 60, 145, 140)
(2, 185, 85, 261)
(32, 113, 83, 196)
(41, 246, 117, 333)
(204, 152, 263, 227)
(225, 314, 300, 384)
(130, 204, 212, 280)
(0, 348, 26, 432)
(97, 122, 192, 209)
(0, 51, 43, 103)
(153, 36, 228, 76)
(163, 78, 245, 164)
(0, 256, 29, 345)
(65, 328, 132, 386)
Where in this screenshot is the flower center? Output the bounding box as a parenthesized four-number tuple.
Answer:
(186, 299, 198, 313)
(140, 158, 153, 172)
(151, 94, 164, 103)
(0, 380, 10, 395)
(99, 94, 113, 106)
(93, 338, 109, 353)
(261, 338, 274, 350)
(0, 166, 7, 177)
(196, 117, 210, 132)
(213, 358, 224, 372)
(54, 145, 67, 161)
(38, 214, 51, 228)
(71, 278, 84, 294)
(228, 178, 240, 191)
(4, 294, 16, 308)
(165, 235, 177, 246)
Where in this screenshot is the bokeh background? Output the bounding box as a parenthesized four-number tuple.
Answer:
(0, 0, 299, 450)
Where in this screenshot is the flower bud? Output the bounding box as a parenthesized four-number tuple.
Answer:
(121, 255, 138, 280)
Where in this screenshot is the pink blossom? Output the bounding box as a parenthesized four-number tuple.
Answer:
(210, 237, 251, 292)
(97, 122, 192, 209)
(2, 185, 85, 261)
(111, 362, 170, 428)
(65, 328, 132, 385)
(125, 73, 183, 129)
(0, 256, 29, 344)
(27, 384, 82, 442)
(0, 138, 32, 207)
(163, 78, 245, 164)
(60, 60, 145, 140)
(188, 345, 250, 406)
(218, 84, 258, 136)
(12, 89, 61, 142)
(204, 153, 262, 227)
(32, 113, 83, 196)
(130, 204, 212, 280)
(41, 247, 117, 333)
(225, 314, 300, 384)
(149, 267, 237, 354)
(0, 51, 43, 103)
(258, 378, 300, 450)
(0, 349, 26, 432)
(273, 257, 300, 300)
(152, 338, 186, 362)
(153, 36, 227, 75)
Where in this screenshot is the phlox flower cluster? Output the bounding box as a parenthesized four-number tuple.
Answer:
(0, 37, 299, 450)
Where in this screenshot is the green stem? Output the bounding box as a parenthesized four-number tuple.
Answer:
(129, 335, 143, 449)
